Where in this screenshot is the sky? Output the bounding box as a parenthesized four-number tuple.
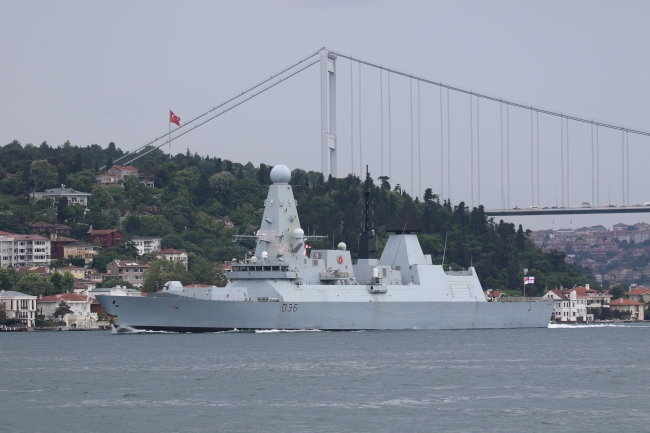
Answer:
(2, 0, 649, 230)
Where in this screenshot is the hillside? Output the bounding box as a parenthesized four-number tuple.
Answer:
(0, 139, 598, 295)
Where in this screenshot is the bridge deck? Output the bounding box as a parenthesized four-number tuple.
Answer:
(485, 207, 650, 216)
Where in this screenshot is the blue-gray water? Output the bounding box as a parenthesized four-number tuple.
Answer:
(1, 324, 649, 433)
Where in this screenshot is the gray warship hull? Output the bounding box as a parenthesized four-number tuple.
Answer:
(99, 294, 552, 332)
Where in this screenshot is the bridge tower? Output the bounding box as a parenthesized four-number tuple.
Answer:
(320, 48, 338, 178)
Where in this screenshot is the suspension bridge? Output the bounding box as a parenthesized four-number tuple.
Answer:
(108, 48, 650, 215)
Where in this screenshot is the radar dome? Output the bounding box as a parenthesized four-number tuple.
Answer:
(293, 228, 304, 240)
(270, 164, 291, 184)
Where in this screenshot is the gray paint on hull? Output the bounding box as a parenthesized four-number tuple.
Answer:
(99, 296, 553, 331)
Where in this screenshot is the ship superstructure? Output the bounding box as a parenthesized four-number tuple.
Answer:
(97, 165, 553, 331)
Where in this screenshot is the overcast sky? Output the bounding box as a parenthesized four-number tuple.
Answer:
(2, 0, 649, 230)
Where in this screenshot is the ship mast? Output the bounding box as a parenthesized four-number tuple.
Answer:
(358, 165, 377, 259)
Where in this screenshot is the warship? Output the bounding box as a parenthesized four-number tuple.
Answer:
(97, 164, 553, 332)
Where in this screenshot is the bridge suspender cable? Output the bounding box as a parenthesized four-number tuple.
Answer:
(530, 107, 534, 207)
(120, 58, 319, 166)
(596, 125, 600, 207)
(625, 131, 630, 206)
(591, 121, 595, 207)
(500, 101, 504, 209)
(560, 117, 564, 207)
(418, 80, 421, 200)
(507, 104, 510, 210)
(439, 85, 444, 202)
(350, 60, 354, 177)
(470, 93, 474, 209)
(536, 111, 540, 208)
(388, 72, 392, 181)
(566, 119, 571, 208)
(622, 129, 625, 206)
(380, 69, 383, 177)
(447, 88, 451, 203)
(359, 61, 363, 178)
(477, 96, 481, 207)
(106, 49, 322, 169)
(410, 78, 414, 196)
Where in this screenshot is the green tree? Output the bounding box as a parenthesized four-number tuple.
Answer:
(0, 268, 14, 292)
(188, 253, 226, 286)
(0, 302, 6, 324)
(610, 284, 625, 300)
(49, 272, 63, 293)
(61, 271, 76, 293)
(14, 274, 56, 297)
(99, 279, 134, 289)
(142, 259, 192, 292)
(57, 197, 68, 223)
(29, 160, 57, 204)
(53, 300, 73, 319)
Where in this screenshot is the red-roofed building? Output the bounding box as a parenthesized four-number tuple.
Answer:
(30, 221, 70, 235)
(542, 285, 611, 322)
(50, 235, 78, 259)
(157, 248, 188, 270)
(36, 293, 101, 328)
(625, 287, 650, 304)
(87, 228, 124, 249)
(609, 298, 645, 320)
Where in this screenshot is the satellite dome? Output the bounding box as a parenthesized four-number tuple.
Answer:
(338, 242, 347, 251)
(293, 228, 304, 240)
(270, 164, 291, 184)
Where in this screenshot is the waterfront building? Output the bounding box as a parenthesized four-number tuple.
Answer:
(0, 290, 37, 328)
(625, 287, 650, 303)
(88, 286, 143, 297)
(609, 298, 645, 320)
(542, 285, 611, 322)
(36, 293, 98, 328)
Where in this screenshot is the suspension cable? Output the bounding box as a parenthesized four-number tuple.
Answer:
(560, 117, 564, 207)
(388, 72, 392, 181)
(567, 119, 570, 208)
(440, 85, 444, 201)
(476, 98, 481, 206)
(410, 77, 414, 196)
(470, 93, 474, 209)
(331, 50, 650, 137)
(380, 68, 383, 177)
(596, 125, 600, 207)
(359, 61, 362, 177)
(418, 80, 421, 200)
(109, 49, 322, 168)
(625, 131, 630, 206)
(447, 87, 451, 202)
(591, 121, 595, 206)
(350, 59, 354, 177)
(500, 101, 504, 209)
(122, 59, 319, 166)
(507, 104, 510, 209)
(536, 111, 540, 207)
(530, 107, 534, 207)
(622, 129, 625, 206)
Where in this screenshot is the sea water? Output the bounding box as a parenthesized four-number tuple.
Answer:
(1, 324, 649, 432)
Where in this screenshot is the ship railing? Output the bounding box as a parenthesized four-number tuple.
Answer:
(495, 297, 549, 302)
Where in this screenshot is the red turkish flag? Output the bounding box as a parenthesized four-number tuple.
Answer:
(169, 110, 180, 126)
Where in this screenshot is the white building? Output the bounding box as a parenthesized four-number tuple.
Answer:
(0, 233, 51, 268)
(541, 285, 611, 322)
(36, 293, 98, 329)
(131, 236, 162, 255)
(157, 248, 188, 270)
(30, 184, 91, 208)
(0, 290, 37, 328)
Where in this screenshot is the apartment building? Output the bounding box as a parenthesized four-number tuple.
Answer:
(131, 236, 162, 255)
(105, 260, 149, 287)
(0, 233, 51, 268)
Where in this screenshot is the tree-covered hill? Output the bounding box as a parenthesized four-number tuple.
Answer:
(0, 139, 597, 295)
